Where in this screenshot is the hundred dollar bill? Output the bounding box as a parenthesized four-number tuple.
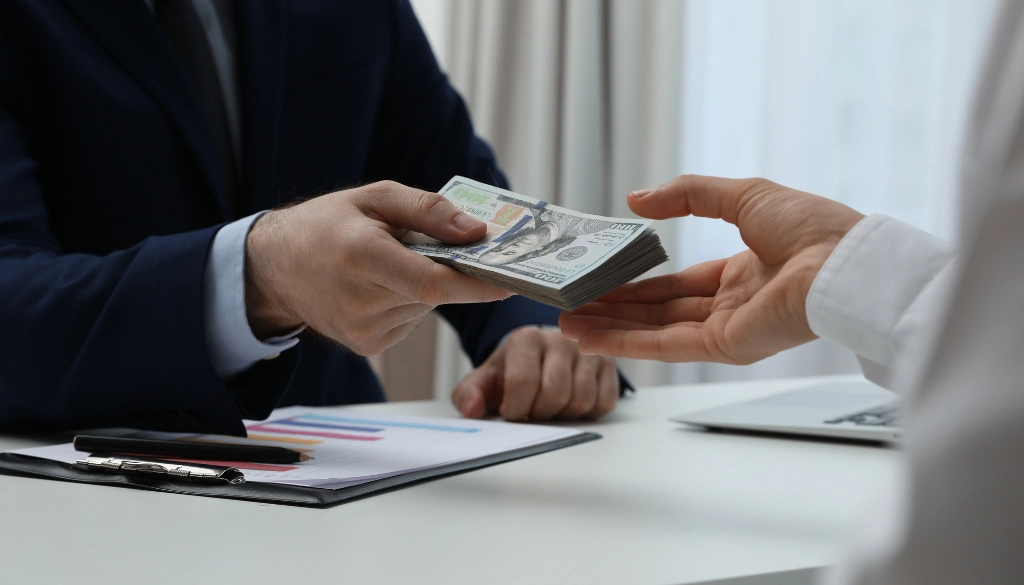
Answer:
(402, 176, 669, 311)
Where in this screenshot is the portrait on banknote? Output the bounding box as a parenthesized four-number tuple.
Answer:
(478, 197, 615, 268)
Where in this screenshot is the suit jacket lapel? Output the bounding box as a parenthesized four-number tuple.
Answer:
(59, 0, 233, 220)
(235, 0, 287, 215)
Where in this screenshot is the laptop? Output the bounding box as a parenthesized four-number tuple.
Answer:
(670, 379, 901, 443)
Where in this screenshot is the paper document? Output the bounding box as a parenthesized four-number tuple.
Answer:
(12, 407, 584, 489)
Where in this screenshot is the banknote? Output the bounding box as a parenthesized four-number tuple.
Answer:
(402, 177, 669, 310)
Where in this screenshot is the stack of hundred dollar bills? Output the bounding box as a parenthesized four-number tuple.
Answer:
(402, 176, 669, 311)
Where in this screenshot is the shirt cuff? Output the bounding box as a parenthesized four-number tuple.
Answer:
(806, 214, 955, 371)
(204, 212, 303, 379)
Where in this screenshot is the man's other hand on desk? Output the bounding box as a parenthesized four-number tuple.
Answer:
(244, 181, 510, 356)
(560, 175, 864, 364)
(452, 326, 619, 421)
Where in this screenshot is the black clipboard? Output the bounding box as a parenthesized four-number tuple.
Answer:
(0, 432, 600, 508)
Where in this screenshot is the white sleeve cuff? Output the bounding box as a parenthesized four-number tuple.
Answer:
(806, 214, 955, 373)
(204, 212, 303, 379)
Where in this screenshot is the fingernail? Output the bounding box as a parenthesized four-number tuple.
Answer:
(630, 189, 655, 199)
(453, 213, 483, 233)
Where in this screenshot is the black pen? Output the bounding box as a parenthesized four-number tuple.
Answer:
(73, 435, 311, 464)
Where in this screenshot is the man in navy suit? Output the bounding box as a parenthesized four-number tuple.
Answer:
(0, 0, 620, 435)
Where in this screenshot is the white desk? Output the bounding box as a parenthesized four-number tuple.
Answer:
(0, 375, 897, 585)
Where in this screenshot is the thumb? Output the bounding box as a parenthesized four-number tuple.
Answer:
(357, 181, 487, 244)
(627, 175, 863, 263)
(626, 175, 766, 225)
(451, 363, 502, 419)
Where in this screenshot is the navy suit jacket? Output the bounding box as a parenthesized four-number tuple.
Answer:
(0, 0, 559, 434)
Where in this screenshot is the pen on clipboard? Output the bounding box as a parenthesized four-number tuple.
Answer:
(73, 435, 312, 464)
(73, 456, 245, 485)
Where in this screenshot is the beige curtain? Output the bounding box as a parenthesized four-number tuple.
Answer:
(415, 0, 685, 395)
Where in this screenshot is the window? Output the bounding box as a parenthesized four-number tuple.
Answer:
(674, 0, 997, 382)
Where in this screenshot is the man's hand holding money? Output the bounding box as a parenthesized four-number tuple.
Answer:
(244, 180, 617, 421)
(245, 181, 509, 353)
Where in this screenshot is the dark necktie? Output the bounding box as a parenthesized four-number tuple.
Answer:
(154, 0, 239, 216)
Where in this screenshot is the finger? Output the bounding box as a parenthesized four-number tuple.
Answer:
(556, 355, 599, 419)
(586, 359, 619, 420)
(627, 175, 773, 224)
(528, 337, 576, 420)
(379, 317, 428, 349)
(498, 329, 545, 421)
(451, 362, 501, 419)
(363, 228, 510, 305)
(347, 311, 430, 356)
(559, 313, 665, 342)
(563, 296, 715, 327)
(627, 176, 859, 264)
(346, 301, 432, 345)
(584, 259, 726, 304)
(356, 181, 487, 243)
(576, 325, 717, 362)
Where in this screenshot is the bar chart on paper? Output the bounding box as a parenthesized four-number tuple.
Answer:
(140, 407, 585, 489)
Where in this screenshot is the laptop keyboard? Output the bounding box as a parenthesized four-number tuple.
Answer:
(824, 405, 900, 427)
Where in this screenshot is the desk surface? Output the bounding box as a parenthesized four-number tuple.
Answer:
(0, 375, 897, 585)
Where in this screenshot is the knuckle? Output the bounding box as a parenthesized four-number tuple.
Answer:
(545, 385, 573, 409)
(541, 373, 571, 399)
(354, 225, 390, 256)
(735, 178, 777, 215)
(591, 397, 617, 418)
(504, 370, 527, 388)
(505, 371, 533, 392)
(355, 226, 383, 253)
(373, 179, 401, 193)
(500, 408, 526, 423)
(415, 191, 450, 217)
(669, 174, 696, 189)
(739, 177, 774, 193)
(358, 180, 402, 207)
(358, 180, 387, 200)
(510, 326, 544, 345)
(414, 265, 449, 305)
(573, 356, 600, 380)
(562, 398, 591, 418)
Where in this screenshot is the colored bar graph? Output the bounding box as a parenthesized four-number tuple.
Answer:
(246, 424, 382, 442)
(245, 433, 321, 445)
(270, 419, 383, 433)
(299, 413, 479, 433)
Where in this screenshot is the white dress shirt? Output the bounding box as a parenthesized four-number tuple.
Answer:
(807, 214, 956, 389)
(809, 2, 1024, 582)
(203, 213, 302, 378)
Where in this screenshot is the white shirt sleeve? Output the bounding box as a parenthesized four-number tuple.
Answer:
(204, 213, 303, 379)
(805, 214, 956, 388)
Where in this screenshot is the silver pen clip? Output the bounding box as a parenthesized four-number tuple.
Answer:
(73, 455, 245, 485)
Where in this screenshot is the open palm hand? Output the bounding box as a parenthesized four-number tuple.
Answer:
(559, 175, 864, 364)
